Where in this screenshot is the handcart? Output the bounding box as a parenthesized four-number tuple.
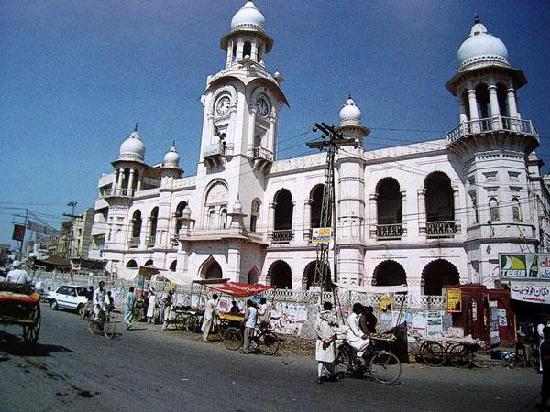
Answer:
(0, 282, 41, 344)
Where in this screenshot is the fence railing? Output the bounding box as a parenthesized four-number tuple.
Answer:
(270, 230, 294, 244)
(426, 220, 457, 237)
(376, 223, 403, 239)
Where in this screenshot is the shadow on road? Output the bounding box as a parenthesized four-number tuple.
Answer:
(0, 331, 72, 357)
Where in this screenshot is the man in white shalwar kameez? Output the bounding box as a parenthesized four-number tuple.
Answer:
(346, 303, 370, 363)
(315, 301, 339, 384)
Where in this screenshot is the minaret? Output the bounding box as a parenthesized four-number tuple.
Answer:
(335, 96, 369, 286)
(445, 17, 539, 286)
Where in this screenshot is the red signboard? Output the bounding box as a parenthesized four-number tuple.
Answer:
(12, 224, 26, 242)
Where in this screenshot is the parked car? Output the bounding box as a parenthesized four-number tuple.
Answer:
(48, 285, 89, 315)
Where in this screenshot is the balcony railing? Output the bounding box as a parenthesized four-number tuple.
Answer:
(146, 236, 156, 247)
(253, 146, 273, 161)
(204, 143, 234, 158)
(271, 230, 294, 244)
(447, 116, 537, 145)
(127, 237, 140, 248)
(426, 221, 457, 238)
(101, 188, 133, 198)
(376, 223, 403, 239)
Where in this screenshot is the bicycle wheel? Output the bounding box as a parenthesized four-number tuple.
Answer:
(104, 316, 116, 339)
(217, 322, 227, 340)
(420, 341, 446, 366)
(369, 351, 402, 384)
(174, 312, 186, 331)
(224, 328, 243, 351)
(258, 331, 280, 355)
(186, 314, 199, 332)
(447, 343, 473, 368)
(334, 345, 354, 377)
(88, 319, 100, 335)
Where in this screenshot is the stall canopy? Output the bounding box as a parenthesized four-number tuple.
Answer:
(206, 282, 272, 298)
(137, 266, 161, 278)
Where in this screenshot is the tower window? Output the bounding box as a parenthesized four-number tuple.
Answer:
(232, 42, 237, 62)
(243, 41, 251, 59)
(512, 198, 522, 222)
(489, 197, 500, 222)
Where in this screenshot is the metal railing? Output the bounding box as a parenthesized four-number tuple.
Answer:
(253, 146, 273, 161)
(426, 220, 457, 237)
(447, 115, 537, 144)
(376, 223, 403, 239)
(271, 230, 294, 244)
(146, 236, 156, 247)
(127, 237, 140, 248)
(101, 188, 133, 198)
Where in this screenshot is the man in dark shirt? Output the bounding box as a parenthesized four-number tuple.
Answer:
(359, 305, 378, 334)
(539, 326, 550, 410)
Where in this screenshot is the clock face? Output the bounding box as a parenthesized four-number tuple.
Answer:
(215, 96, 230, 116)
(256, 98, 269, 117)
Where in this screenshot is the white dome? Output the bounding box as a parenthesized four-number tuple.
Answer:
(457, 22, 510, 71)
(119, 130, 145, 162)
(231, 2, 265, 31)
(339, 97, 362, 126)
(163, 143, 180, 168)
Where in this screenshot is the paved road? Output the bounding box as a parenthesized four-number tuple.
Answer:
(0, 304, 541, 411)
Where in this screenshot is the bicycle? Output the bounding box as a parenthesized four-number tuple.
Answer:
(334, 337, 402, 384)
(224, 324, 280, 355)
(419, 340, 480, 368)
(87, 309, 116, 339)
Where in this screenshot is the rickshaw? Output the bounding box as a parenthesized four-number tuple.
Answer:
(0, 282, 41, 344)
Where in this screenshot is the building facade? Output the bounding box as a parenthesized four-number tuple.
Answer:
(89, 3, 550, 295)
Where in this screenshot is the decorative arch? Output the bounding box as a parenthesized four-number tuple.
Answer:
(250, 198, 261, 232)
(199, 255, 223, 280)
(169, 259, 177, 272)
(211, 85, 238, 113)
(144, 259, 154, 267)
(247, 266, 260, 284)
(126, 259, 138, 268)
(371, 260, 407, 287)
(422, 259, 460, 296)
(424, 171, 454, 223)
(303, 260, 332, 291)
(174, 201, 188, 234)
(376, 178, 402, 225)
(204, 179, 228, 206)
(268, 260, 292, 289)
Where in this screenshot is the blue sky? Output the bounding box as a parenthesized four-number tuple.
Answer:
(1, 0, 549, 246)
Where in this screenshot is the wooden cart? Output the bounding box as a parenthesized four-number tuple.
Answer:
(0, 282, 41, 344)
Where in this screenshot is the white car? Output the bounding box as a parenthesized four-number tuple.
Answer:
(48, 285, 89, 315)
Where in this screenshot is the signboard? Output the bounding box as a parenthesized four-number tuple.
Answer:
(135, 276, 145, 290)
(378, 295, 392, 311)
(312, 227, 332, 244)
(511, 282, 550, 304)
(499, 253, 550, 279)
(12, 224, 26, 241)
(446, 288, 462, 313)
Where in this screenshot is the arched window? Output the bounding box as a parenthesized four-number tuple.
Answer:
(169, 260, 177, 271)
(376, 178, 402, 238)
(310, 184, 328, 229)
(250, 199, 260, 232)
(273, 189, 293, 243)
(425, 172, 455, 237)
(232, 42, 237, 62)
(372, 260, 407, 287)
(220, 208, 227, 229)
(148, 207, 159, 240)
(174, 201, 188, 234)
(489, 197, 500, 222)
(204, 180, 228, 229)
(269, 260, 292, 289)
(208, 208, 216, 228)
(131, 210, 142, 239)
(422, 259, 460, 296)
(126, 259, 138, 268)
(512, 197, 522, 222)
(243, 41, 251, 58)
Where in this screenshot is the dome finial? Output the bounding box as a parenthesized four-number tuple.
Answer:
(134, 122, 139, 132)
(172, 140, 176, 147)
(348, 92, 352, 100)
(474, 13, 480, 25)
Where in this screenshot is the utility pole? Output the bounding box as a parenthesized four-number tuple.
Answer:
(306, 123, 357, 297)
(63, 201, 78, 258)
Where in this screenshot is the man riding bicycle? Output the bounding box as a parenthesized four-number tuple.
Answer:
(93, 281, 107, 327)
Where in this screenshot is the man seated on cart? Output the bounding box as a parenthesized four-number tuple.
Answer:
(93, 281, 107, 324)
(347, 303, 370, 364)
(6, 261, 29, 285)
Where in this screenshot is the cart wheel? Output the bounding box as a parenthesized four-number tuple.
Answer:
(186, 314, 199, 332)
(258, 331, 280, 355)
(224, 327, 243, 351)
(217, 322, 227, 340)
(420, 341, 446, 366)
(369, 350, 402, 384)
(104, 316, 116, 339)
(174, 312, 186, 331)
(50, 299, 58, 310)
(447, 342, 473, 368)
(23, 306, 40, 344)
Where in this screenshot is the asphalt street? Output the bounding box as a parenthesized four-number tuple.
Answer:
(0, 304, 541, 412)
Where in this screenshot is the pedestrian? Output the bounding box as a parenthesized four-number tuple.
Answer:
(162, 289, 173, 330)
(202, 294, 218, 342)
(242, 299, 258, 353)
(315, 301, 338, 384)
(6, 261, 29, 285)
(359, 305, 377, 335)
(147, 287, 156, 323)
(538, 326, 550, 411)
(539, 321, 547, 373)
(93, 281, 106, 322)
(125, 287, 137, 330)
(257, 297, 270, 330)
(346, 303, 370, 364)
(106, 291, 115, 313)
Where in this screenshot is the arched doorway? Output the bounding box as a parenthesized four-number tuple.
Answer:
(126, 259, 138, 268)
(269, 260, 292, 289)
(247, 267, 259, 284)
(422, 259, 460, 296)
(273, 189, 293, 243)
(303, 260, 332, 291)
(371, 260, 407, 286)
(200, 256, 223, 279)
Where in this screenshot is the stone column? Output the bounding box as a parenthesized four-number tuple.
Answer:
(467, 89, 479, 120)
(458, 97, 468, 124)
(401, 190, 407, 234)
(303, 200, 311, 241)
(368, 193, 378, 238)
(236, 39, 244, 60)
(268, 202, 276, 240)
(250, 40, 258, 61)
(507, 88, 518, 118)
(136, 171, 142, 191)
(248, 107, 258, 155)
(225, 41, 232, 67)
(488, 84, 501, 130)
(170, 213, 178, 240)
(116, 168, 124, 190)
(267, 116, 276, 157)
(417, 189, 426, 235)
(127, 168, 135, 195)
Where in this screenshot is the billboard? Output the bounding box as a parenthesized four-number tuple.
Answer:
(312, 227, 332, 244)
(446, 288, 462, 313)
(12, 224, 26, 242)
(499, 253, 550, 279)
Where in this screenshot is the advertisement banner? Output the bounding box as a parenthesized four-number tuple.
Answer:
(511, 282, 550, 304)
(312, 227, 332, 244)
(12, 224, 26, 241)
(446, 288, 462, 313)
(499, 253, 550, 279)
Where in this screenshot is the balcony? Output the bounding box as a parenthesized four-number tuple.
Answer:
(376, 223, 403, 240)
(204, 143, 234, 168)
(146, 236, 156, 248)
(447, 116, 538, 145)
(426, 221, 457, 238)
(271, 230, 294, 244)
(253, 146, 273, 161)
(127, 237, 140, 248)
(101, 188, 133, 199)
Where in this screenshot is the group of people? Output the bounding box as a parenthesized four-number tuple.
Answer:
(84, 281, 116, 326)
(315, 302, 378, 384)
(122, 286, 174, 330)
